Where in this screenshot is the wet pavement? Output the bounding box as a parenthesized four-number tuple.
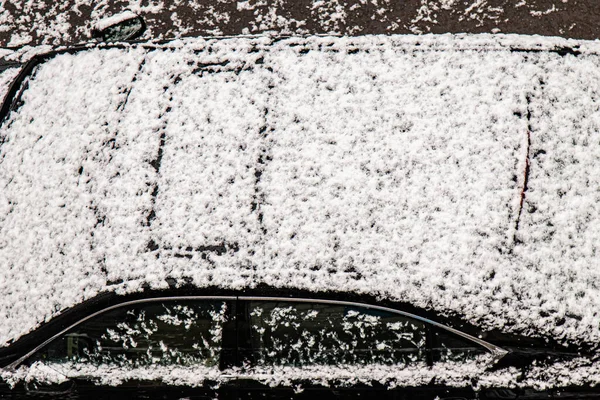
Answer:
(0, 0, 599, 48)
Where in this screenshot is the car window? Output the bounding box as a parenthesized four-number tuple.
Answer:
(30, 300, 230, 368)
(432, 328, 487, 362)
(246, 301, 427, 367)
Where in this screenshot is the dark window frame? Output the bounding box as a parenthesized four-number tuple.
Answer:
(239, 299, 433, 367)
(9, 295, 505, 371)
(235, 297, 503, 369)
(11, 296, 237, 370)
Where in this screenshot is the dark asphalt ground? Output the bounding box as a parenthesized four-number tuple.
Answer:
(0, 0, 599, 48)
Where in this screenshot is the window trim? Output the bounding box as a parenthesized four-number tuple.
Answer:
(239, 296, 508, 362)
(8, 295, 507, 370)
(8, 296, 236, 370)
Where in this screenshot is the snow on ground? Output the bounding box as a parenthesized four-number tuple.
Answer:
(0, 0, 590, 48)
(1, 34, 600, 355)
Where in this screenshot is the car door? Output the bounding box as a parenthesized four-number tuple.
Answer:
(17, 296, 238, 400)
(234, 298, 482, 400)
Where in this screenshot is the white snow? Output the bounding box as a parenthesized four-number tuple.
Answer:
(93, 11, 140, 32)
(2, 35, 600, 376)
(0, 46, 147, 341)
(0, 67, 19, 106)
(6, 355, 600, 390)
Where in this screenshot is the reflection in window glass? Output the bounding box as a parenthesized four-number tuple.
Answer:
(33, 300, 229, 367)
(248, 301, 427, 367)
(432, 329, 486, 363)
(102, 18, 143, 42)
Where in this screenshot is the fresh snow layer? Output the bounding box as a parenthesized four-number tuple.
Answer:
(5, 356, 600, 390)
(1, 34, 600, 354)
(0, 67, 19, 106)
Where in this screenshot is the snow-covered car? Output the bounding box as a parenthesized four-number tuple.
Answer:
(2, 33, 600, 398)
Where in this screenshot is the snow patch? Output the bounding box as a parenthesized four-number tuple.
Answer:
(0, 67, 19, 106)
(94, 11, 139, 32)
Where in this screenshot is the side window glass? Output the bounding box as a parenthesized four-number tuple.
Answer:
(247, 301, 427, 367)
(432, 328, 486, 362)
(31, 300, 230, 368)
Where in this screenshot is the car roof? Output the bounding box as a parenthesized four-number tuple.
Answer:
(1, 34, 600, 351)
